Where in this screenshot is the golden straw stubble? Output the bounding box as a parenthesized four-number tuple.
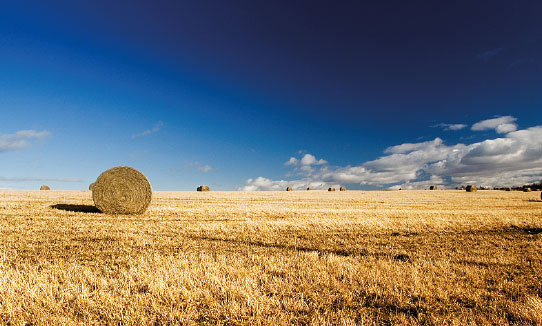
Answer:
(92, 166, 152, 214)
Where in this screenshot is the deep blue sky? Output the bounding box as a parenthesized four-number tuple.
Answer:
(1, 1, 541, 190)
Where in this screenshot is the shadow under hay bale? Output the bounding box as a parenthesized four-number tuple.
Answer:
(51, 204, 100, 213)
(40, 185, 50, 190)
(92, 166, 152, 215)
(197, 185, 210, 191)
(466, 185, 477, 192)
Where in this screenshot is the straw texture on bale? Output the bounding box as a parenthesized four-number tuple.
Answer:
(306, 187, 312, 190)
(89, 182, 95, 191)
(430, 186, 437, 190)
(328, 187, 335, 192)
(340, 187, 346, 191)
(92, 166, 152, 215)
(466, 185, 477, 192)
(286, 187, 292, 191)
(40, 185, 50, 190)
(523, 187, 532, 192)
(197, 185, 210, 191)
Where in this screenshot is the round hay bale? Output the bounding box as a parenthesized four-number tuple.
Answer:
(466, 185, 477, 192)
(286, 187, 292, 191)
(197, 185, 210, 191)
(340, 186, 346, 191)
(523, 187, 532, 192)
(306, 187, 312, 190)
(505, 187, 511, 191)
(328, 187, 335, 192)
(89, 182, 95, 191)
(92, 166, 152, 214)
(429, 185, 437, 190)
(40, 185, 50, 190)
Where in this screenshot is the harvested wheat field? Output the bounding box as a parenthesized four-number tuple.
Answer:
(0, 190, 541, 325)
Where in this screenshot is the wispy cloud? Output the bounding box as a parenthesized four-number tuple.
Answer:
(433, 123, 467, 131)
(241, 116, 542, 190)
(132, 121, 164, 139)
(509, 57, 536, 69)
(0, 130, 50, 152)
(184, 161, 214, 173)
(471, 116, 517, 134)
(477, 47, 504, 61)
(0, 176, 82, 183)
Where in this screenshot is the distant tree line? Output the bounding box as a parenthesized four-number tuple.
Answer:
(455, 181, 542, 191)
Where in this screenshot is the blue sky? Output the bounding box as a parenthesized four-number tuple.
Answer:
(1, 1, 541, 190)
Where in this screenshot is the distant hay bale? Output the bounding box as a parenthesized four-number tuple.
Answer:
(306, 187, 312, 190)
(92, 166, 152, 214)
(340, 186, 346, 191)
(197, 185, 210, 191)
(430, 185, 437, 190)
(40, 185, 50, 190)
(89, 182, 95, 191)
(328, 187, 335, 192)
(523, 187, 532, 192)
(286, 187, 292, 191)
(505, 187, 511, 191)
(466, 185, 477, 192)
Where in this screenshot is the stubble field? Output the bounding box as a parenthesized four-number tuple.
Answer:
(0, 190, 541, 325)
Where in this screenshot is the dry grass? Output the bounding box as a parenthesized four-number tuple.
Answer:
(0, 190, 541, 325)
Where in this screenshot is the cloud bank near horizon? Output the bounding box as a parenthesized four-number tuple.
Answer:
(240, 116, 542, 190)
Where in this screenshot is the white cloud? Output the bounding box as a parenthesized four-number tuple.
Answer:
(240, 176, 337, 191)
(0, 130, 50, 152)
(434, 123, 467, 131)
(284, 157, 298, 166)
(184, 161, 214, 173)
(132, 121, 164, 138)
(300, 154, 327, 165)
(284, 154, 326, 166)
(471, 116, 517, 134)
(241, 118, 542, 190)
(384, 138, 443, 154)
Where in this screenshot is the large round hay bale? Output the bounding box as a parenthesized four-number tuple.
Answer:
(306, 187, 312, 190)
(89, 182, 95, 191)
(197, 185, 210, 191)
(286, 187, 292, 191)
(429, 185, 437, 190)
(328, 187, 335, 192)
(340, 186, 346, 191)
(466, 185, 477, 192)
(40, 185, 50, 190)
(523, 187, 532, 192)
(92, 166, 152, 214)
